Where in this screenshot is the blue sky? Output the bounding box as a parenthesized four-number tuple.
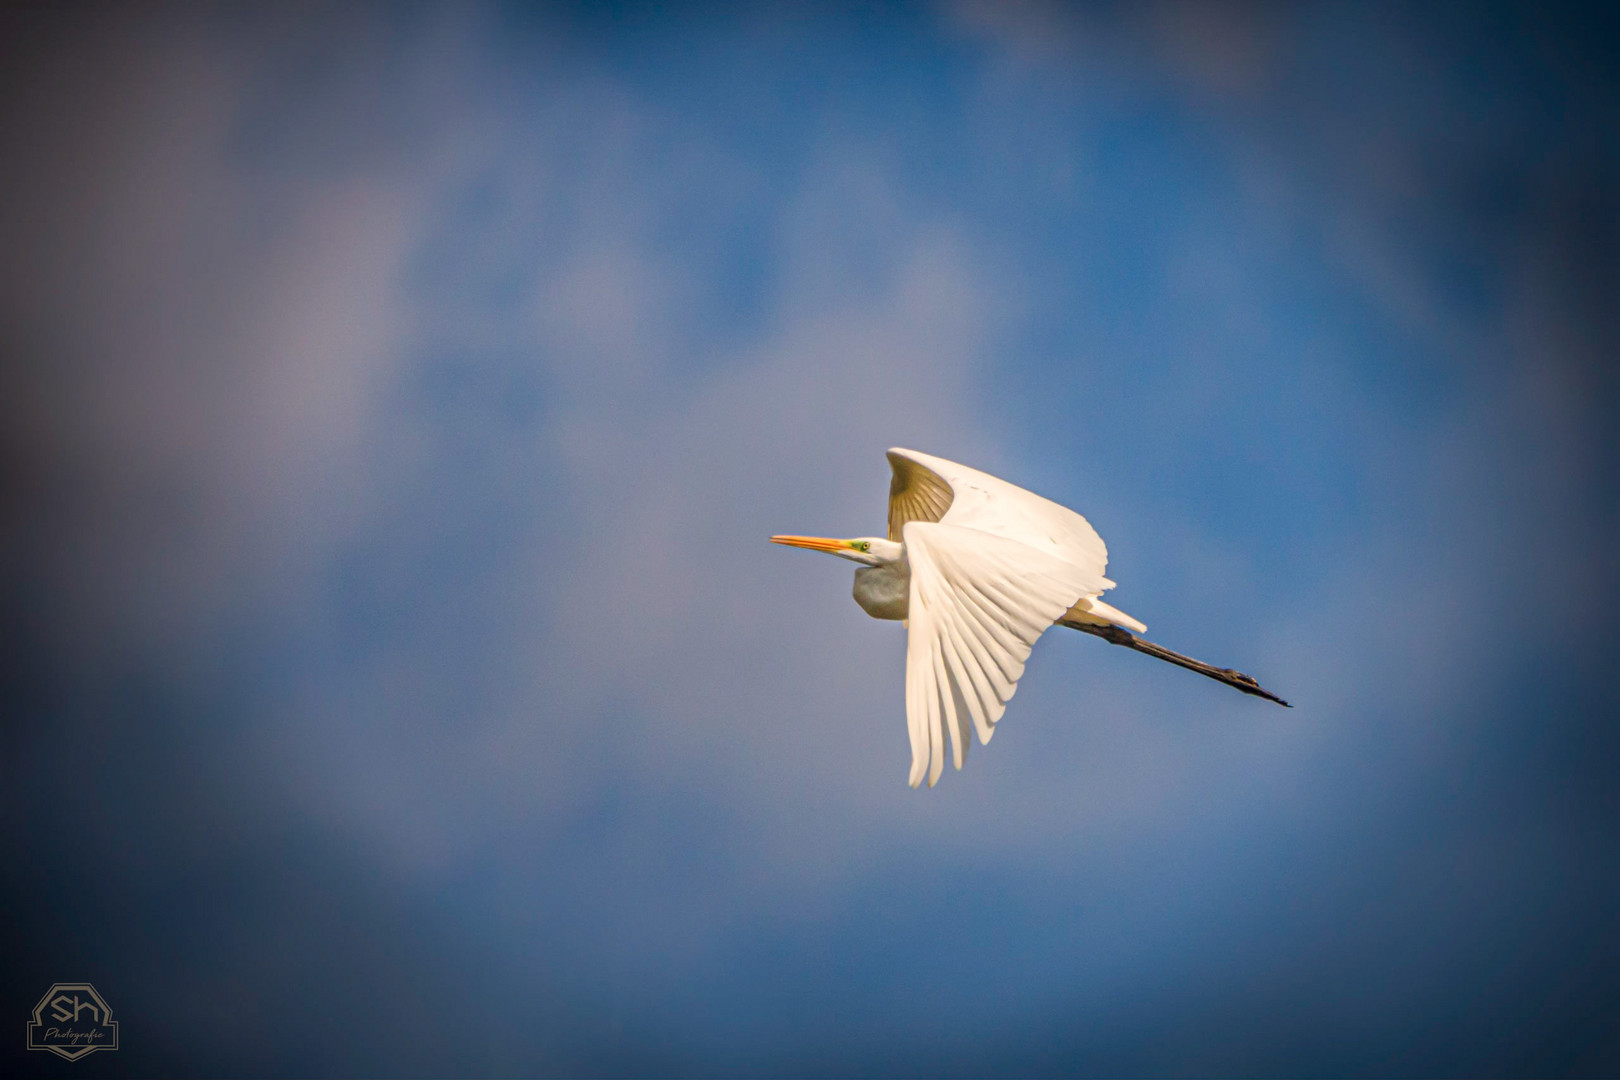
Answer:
(3, 3, 1616, 1075)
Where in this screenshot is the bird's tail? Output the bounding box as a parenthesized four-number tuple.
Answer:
(1063, 595, 1147, 634)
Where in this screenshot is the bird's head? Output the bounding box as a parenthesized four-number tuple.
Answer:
(770, 535, 902, 567)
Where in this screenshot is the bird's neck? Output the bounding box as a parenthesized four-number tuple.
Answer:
(853, 561, 909, 621)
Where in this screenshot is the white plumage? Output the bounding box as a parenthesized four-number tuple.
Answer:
(774, 448, 1147, 788)
(775, 449, 1289, 786)
(887, 449, 1145, 786)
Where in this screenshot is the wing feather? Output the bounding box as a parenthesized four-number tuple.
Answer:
(905, 633, 928, 788)
(887, 453, 955, 542)
(930, 639, 956, 782)
(953, 554, 1050, 648)
(948, 579, 1028, 689)
(887, 448, 1110, 581)
(935, 605, 997, 744)
(902, 521, 1109, 787)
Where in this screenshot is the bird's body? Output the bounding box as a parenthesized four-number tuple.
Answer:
(773, 448, 1288, 788)
(851, 563, 910, 621)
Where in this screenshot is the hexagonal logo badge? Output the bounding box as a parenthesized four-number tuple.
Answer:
(27, 983, 119, 1062)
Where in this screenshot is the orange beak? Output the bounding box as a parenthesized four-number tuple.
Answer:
(769, 535, 852, 554)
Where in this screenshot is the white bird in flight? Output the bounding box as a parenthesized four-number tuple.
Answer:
(772, 448, 1289, 788)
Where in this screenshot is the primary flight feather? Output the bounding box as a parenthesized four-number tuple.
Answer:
(772, 448, 1288, 788)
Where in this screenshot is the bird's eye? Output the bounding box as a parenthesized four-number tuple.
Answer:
(858, 541, 870, 552)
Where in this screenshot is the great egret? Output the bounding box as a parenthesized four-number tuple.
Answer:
(772, 448, 1289, 788)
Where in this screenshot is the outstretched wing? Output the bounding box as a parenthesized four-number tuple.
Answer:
(902, 521, 1109, 788)
(886, 448, 1109, 581)
(886, 450, 955, 542)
